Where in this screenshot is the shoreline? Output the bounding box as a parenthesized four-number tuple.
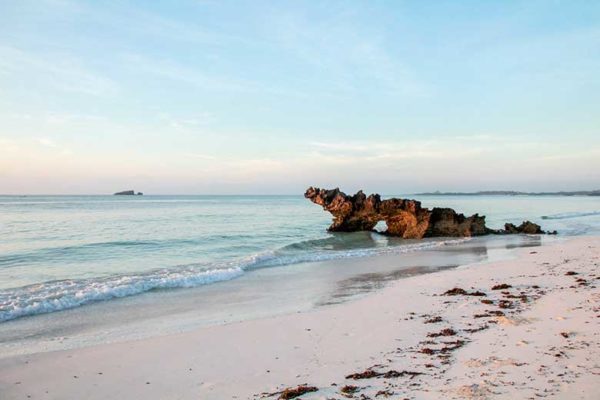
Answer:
(0, 236, 598, 399)
(0, 235, 547, 358)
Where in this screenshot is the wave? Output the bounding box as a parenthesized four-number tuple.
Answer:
(0, 236, 469, 322)
(250, 237, 470, 269)
(0, 267, 244, 323)
(541, 211, 600, 220)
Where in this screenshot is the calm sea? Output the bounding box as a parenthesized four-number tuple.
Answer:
(1, 194, 599, 323)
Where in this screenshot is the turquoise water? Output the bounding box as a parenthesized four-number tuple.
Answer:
(1, 194, 599, 323)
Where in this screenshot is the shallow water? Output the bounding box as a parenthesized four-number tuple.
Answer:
(0, 234, 548, 357)
(1, 194, 599, 324)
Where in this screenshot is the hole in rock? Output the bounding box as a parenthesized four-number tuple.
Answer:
(374, 220, 388, 233)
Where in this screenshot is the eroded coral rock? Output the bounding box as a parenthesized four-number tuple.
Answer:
(305, 187, 549, 238)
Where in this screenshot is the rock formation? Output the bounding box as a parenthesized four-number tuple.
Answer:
(503, 221, 544, 234)
(305, 187, 551, 239)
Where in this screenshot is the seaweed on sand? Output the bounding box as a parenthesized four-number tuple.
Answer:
(274, 385, 318, 399)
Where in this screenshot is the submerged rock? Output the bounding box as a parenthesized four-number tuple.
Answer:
(304, 186, 550, 238)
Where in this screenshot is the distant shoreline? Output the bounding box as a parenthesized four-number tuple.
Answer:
(1, 191, 599, 197)
(416, 190, 600, 196)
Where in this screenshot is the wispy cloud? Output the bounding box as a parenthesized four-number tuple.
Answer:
(265, 4, 427, 96)
(157, 112, 214, 130)
(306, 135, 582, 166)
(37, 138, 58, 148)
(183, 153, 217, 161)
(122, 53, 255, 93)
(0, 45, 118, 96)
(44, 113, 105, 125)
(36, 137, 72, 156)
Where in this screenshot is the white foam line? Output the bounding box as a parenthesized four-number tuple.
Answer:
(541, 211, 600, 220)
(0, 267, 243, 322)
(0, 237, 469, 323)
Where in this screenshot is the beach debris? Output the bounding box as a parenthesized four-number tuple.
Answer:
(382, 370, 423, 378)
(463, 325, 489, 333)
(375, 389, 395, 397)
(504, 293, 528, 302)
(424, 316, 443, 324)
(427, 328, 457, 337)
(271, 385, 318, 399)
(491, 283, 512, 290)
(498, 300, 514, 309)
(565, 271, 578, 276)
(560, 332, 570, 338)
(469, 290, 487, 296)
(345, 369, 423, 380)
(340, 385, 359, 394)
(346, 369, 380, 379)
(481, 299, 494, 304)
(442, 288, 486, 296)
(448, 288, 469, 295)
(420, 339, 466, 355)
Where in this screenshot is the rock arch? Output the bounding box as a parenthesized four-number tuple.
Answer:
(304, 187, 548, 239)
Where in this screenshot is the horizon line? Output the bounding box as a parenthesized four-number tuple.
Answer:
(2, 189, 599, 197)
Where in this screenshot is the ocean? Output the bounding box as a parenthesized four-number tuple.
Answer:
(0, 194, 599, 355)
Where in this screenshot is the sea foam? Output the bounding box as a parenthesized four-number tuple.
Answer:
(541, 211, 600, 220)
(0, 267, 243, 322)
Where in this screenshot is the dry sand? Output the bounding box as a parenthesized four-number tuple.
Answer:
(0, 236, 598, 399)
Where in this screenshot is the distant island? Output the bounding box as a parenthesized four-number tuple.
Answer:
(114, 190, 143, 196)
(416, 190, 600, 196)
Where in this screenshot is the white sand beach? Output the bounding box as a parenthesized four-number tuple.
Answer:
(1, 236, 598, 399)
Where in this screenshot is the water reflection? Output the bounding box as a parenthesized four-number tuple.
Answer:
(317, 234, 544, 307)
(316, 264, 458, 306)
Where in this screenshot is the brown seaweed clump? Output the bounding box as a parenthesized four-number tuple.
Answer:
(277, 385, 318, 399)
(492, 283, 512, 290)
(443, 288, 487, 296)
(427, 328, 457, 338)
(341, 385, 359, 394)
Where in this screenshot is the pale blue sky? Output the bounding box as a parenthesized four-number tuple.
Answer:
(1, 0, 599, 194)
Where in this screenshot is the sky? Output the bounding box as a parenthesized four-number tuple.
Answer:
(0, 0, 599, 194)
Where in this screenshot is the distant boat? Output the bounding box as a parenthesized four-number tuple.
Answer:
(114, 190, 143, 196)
